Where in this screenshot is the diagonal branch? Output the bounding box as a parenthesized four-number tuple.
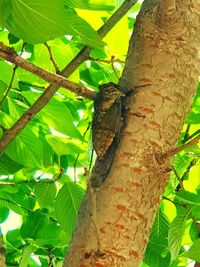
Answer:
(0, 42, 96, 100)
(0, 0, 138, 155)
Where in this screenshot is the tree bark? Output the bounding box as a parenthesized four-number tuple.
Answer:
(63, 0, 200, 266)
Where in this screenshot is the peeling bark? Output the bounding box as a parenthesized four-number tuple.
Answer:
(64, 0, 200, 266)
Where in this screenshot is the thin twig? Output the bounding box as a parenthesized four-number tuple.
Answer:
(88, 55, 125, 64)
(44, 42, 61, 74)
(111, 61, 120, 80)
(183, 129, 200, 143)
(0, 169, 63, 186)
(182, 124, 191, 144)
(0, 0, 138, 156)
(172, 166, 184, 190)
(0, 65, 17, 110)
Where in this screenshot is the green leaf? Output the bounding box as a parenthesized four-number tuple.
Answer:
(0, 154, 23, 175)
(6, 125, 43, 168)
(22, 91, 84, 141)
(183, 238, 200, 261)
(186, 112, 200, 124)
(34, 182, 57, 208)
(65, 0, 115, 10)
(148, 210, 170, 254)
(0, 191, 27, 215)
(168, 210, 190, 261)
(46, 135, 84, 157)
(6, 229, 23, 249)
(0, 61, 16, 85)
(4, 0, 104, 47)
(175, 191, 200, 205)
(0, 0, 10, 25)
(144, 210, 171, 267)
(19, 244, 35, 267)
(21, 210, 49, 240)
(55, 182, 84, 234)
(0, 207, 9, 223)
(36, 223, 69, 246)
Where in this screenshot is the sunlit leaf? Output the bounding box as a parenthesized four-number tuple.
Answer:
(46, 135, 84, 157)
(19, 244, 35, 267)
(168, 210, 190, 261)
(34, 182, 57, 208)
(65, 0, 115, 10)
(4, 0, 104, 47)
(55, 182, 85, 234)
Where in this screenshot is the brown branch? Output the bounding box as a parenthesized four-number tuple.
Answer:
(0, 42, 96, 100)
(158, 135, 200, 163)
(0, 0, 138, 155)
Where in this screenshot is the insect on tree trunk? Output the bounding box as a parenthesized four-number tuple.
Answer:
(63, 1, 200, 266)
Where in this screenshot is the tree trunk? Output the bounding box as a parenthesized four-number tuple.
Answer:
(63, 1, 200, 266)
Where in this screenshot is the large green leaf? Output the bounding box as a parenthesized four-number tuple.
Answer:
(0, 111, 43, 167)
(6, 125, 43, 168)
(34, 182, 57, 208)
(144, 210, 171, 267)
(65, 0, 115, 10)
(55, 182, 84, 234)
(0, 154, 23, 175)
(168, 210, 190, 261)
(0, 0, 10, 25)
(4, 0, 104, 47)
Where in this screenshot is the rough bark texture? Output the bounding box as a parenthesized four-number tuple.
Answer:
(64, 0, 200, 266)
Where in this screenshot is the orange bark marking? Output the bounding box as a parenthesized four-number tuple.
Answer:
(116, 204, 126, 211)
(149, 140, 162, 149)
(139, 78, 151, 83)
(133, 167, 144, 174)
(95, 263, 104, 267)
(152, 91, 161, 96)
(143, 107, 154, 115)
(115, 187, 125, 193)
(116, 224, 125, 230)
(99, 228, 106, 234)
(149, 120, 160, 127)
(129, 250, 139, 259)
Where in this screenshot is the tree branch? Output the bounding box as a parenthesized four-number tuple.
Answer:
(0, 42, 96, 100)
(158, 134, 200, 163)
(0, 0, 138, 155)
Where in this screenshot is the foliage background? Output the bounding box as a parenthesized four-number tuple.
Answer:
(0, 0, 199, 266)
